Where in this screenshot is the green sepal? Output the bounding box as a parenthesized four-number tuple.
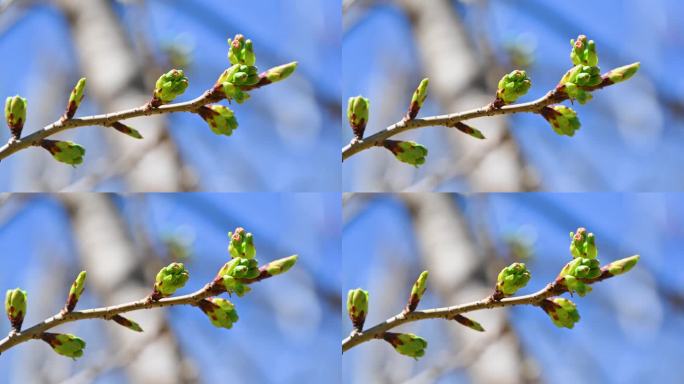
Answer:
(153, 69, 189, 104)
(112, 314, 144, 332)
(541, 105, 580, 137)
(199, 298, 239, 329)
(382, 140, 428, 167)
(605, 255, 639, 276)
(496, 262, 531, 296)
(5, 288, 27, 331)
(383, 332, 428, 360)
(39, 140, 86, 166)
(41, 333, 86, 360)
(227, 228, 256, 259)
(496, 70, 531, 104)
(570, 35, 598, 66)
(153, 262, 189, 298)
(65, 78, 86, 119)
(347, 288, 369, 330)
(198, 105, 238, 136)
(541, 298, 580, 329)
(65, 271, 87, 312)
(347, 96, 369, 139)
(5, 95, 27, 139)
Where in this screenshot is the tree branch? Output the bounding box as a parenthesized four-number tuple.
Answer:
(342, 266, 618, 352)
(341, 72, 625, 161)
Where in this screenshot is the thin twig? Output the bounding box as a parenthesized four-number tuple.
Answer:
(341, 74, 619, 161)
(0, 271, 270, 354)
(342, 267, 617, 352)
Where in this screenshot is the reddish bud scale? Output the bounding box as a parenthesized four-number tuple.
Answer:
(112, 314, 143, 332)
(450, 314, 485, 332)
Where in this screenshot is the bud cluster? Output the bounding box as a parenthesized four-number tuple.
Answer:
(382, 332, 428, 360)
(541, 298, 580, 329)
(495, 262, 531, 297)
(382, 140, 428, 167)
(152, 69, 189, 106)
(496, 70, 531, 104)
(541, 105, 580, 137)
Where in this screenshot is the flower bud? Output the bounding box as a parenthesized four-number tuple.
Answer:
(604, 255, 639, 277)
(228, 227, 256, 259)
(406, 78, 429, 120)
(64, 271, 86, 313)
(405, 271, 428, 313)
(496, 262, 531, 296)
(559, 65, 601, 104)
(198, 298, 239, 329)
(41, 333, 86, 359)
(5, 288, 27, 331)
(382, 140, 428, 167)
(496, 70, 531, 104)
(153, 262, 189, 299)
(39, 140, 85, 166)
(218, 257, 260, 280)
(570, 35, 598, 66)
(110, 121, 143, 139)
(5, 95, 27, 140)
(451, 314, 485, 332)
(383, 332, 428, 359)
(112, 314, 143, 332)
(262, 255, 298, 277)
(558, 257, 601, 297)
(228, 34, 256, 66)
(152, 69, 189, 105)
(222, 275, 252, 297)
(569, 228, 598, 259)
(221, 82, 250, 104)
(65, 78, 86, 119)
(347, 288, 369, 330)
(541, 105, 580, 137)
(347, 96, 370, 140)
(218, 64, 260, 87)
(262, 61, 297, 84)
(198, 105, 238, 136)
(605, 62, 640, 84)
(450, 121, 485, 140)
(541, 298, 580, 329)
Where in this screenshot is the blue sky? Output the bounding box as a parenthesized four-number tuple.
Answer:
(0, 193, 341, 383)
(0, 0, 341, 191)
(343, 193, 684, 383)
(342, 0, 684, 191)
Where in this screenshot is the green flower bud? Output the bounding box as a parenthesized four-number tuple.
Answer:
(451, 314, 485, 332)
(605, 62, 640, 84)
(569, 228, 598, 259)
(39, 140, 86, 166)
(262, 61, 297, 84)
(570, 35, 598, 66)
(198, 105, 239, 136)
(496, 262, 531, 296)
(221, 82, 250, 104)
(218, 64, 260, 87)
(228, 228, 256, 259)
(406, 78, 429, 120)
(112, 314, 143, 332)
(41, 333, 86, 359)
(383, 332, 428, 360)
(199, 298, 239, 329)
(228, 34, 256, 66)
(405, 271, 428, 313)
(605, 255, 640, 276)
(64, 271, 86, 313)
(111, 121, 143, 139)
(541, 105, 580, 137)
(153, 262, 189, 299)
(65, 78, 86, 119)
(262, 255, 298, 277)
(559, 65, 601, 104)
(5, 288, 27, 331)
(450, 121, 486, 140)
(218, 257, 260, 279)
(5, 95, 27, 140)
(153, 69, 189, 105)
(347, 96, 370, 140)
(496, 70, 531, 104)
(382, 140, 428, 167)
(347, 288, 369, 330)
(541, 298, 580, 329)
(559, 257, 601, 297)
(222, 275, 252, 297)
